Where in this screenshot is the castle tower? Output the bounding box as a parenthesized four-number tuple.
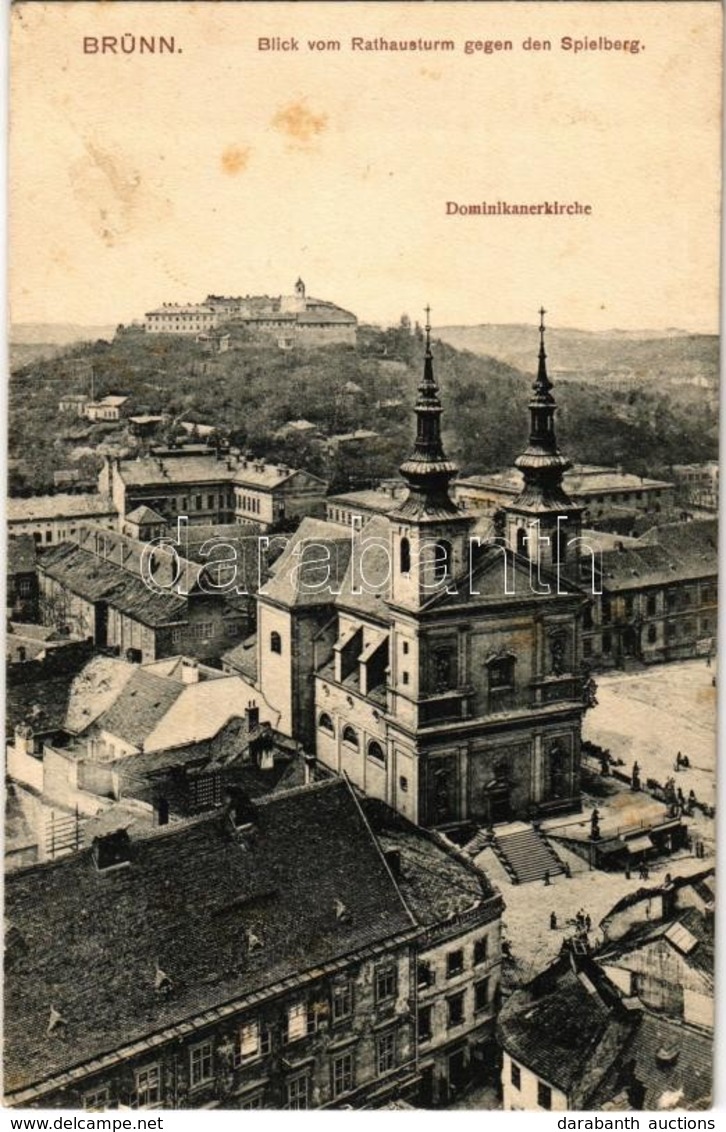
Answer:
(388, 307, 474, 611)
(505, 309, 583, 571)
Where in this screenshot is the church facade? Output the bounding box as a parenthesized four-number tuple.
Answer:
(254, 312, 588, 829)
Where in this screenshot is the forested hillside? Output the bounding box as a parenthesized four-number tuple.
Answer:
(8, 319, 718, 497)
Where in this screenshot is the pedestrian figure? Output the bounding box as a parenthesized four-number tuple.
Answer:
(585, 913, 592, 933)
(544, 869, 551, 886)
(675, 752, 682, 772)
(706, 650, 712, 668)
(631, 761, 641, 792)
(677, 786, 685, 808)
(688, 789, 697, 814)
(550, 911, 557, 930)
(563, 862, 572, 879)
(681, 754, 690, 769)
(590, 807, 601, 841)
(625, 864, 631, 880)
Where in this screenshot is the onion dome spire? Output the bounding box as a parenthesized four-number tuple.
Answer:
(515, 307, 570, 471)
(393, 306, 462, 519)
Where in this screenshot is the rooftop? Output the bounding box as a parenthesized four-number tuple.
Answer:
(124, 504, 166, 525)
(38, 542, 188, 628)
(457, 465, 673, 497)
(8, 494, 117, 523)
(591, 1013, 713, 1110)
(499, 952, 631, 1095)
(4, 779, 415, 1101)
(362, 798, 500, 926)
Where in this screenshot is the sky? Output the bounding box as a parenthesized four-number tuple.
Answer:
(9, 1, 722, 332)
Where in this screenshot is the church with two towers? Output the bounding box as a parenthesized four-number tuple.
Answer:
(253, 312, 589, 829)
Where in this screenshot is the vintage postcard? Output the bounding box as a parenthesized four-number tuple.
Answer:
(4, 0, 721, 1117)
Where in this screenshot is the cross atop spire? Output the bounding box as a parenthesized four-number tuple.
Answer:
(424, 305, 432, 358)
(533, 304, 553, 401)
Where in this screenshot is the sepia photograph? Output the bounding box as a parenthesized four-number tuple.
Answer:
(4, 0, 721, 1118)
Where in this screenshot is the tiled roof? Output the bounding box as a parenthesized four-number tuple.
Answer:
(120, 454, 234, 488)
(335, 514, 391, 622)
(124, 505, 166, 525)
(598, 519, 717, 591)
(327, 488, 405, 514)
(457, 465, 672, 496)
(498, 955, 632, 1095)
(599, 907, 714, 982)
(8, 494, 117, 523)
(589, 1013, 712, 1110)
(38, 543, 188, 627)
(92, 669, 184, 749)
(362, 798, 499, 925)
(261, 517, 353, 608)
(222, 634, 258, 680)
(143, 675, 279, 752)
(64, 657, 137, 734)
(4, 779, 416, 1098)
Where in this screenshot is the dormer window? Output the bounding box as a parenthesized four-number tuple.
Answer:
(92, 829, 132, 872)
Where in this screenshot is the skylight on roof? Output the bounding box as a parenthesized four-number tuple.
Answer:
(665, 921, 699, 954)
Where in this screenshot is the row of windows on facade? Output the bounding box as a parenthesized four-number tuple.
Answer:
(585, 584, 717, 627)
(583, 617, 715, 656)
(83, 979, 402, 1112)
(417, 935, 492, 989)
(509, 1058, 553, 1110)
(135, 491, 271, 515)
(417, 976, 493, 1043)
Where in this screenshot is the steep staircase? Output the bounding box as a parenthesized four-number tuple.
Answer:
(492, 823, 566, 885)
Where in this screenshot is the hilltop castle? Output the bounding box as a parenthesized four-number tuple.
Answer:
(144, 278, 357, 346)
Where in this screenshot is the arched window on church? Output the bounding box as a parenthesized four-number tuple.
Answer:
(516, 528, 529, 558)
(270, 631, 282, 654)
(342, 725, 359, 749)
(318, 713, 335, 735)
(432, 540, 453, 584)
(400, 537, 411, 574)
(367, 740, 386, 764)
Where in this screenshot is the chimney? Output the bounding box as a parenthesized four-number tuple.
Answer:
(246, 700, 260, 731)
(92, 828, 132, 872)
(181, 658, 199, 684)
(14, 725, 31, 758)
(384, 848, 402, 878)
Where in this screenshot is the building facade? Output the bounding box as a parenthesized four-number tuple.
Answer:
(145, 281, 357, 345)
(253, 313, 587, 828)
(4, 779, 503, 1111)
(99, 450, 327, 532)
(37, 524, 250, 663)
(7, 493, 118, 546)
